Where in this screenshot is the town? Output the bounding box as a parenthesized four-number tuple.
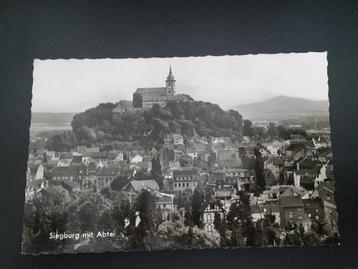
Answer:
(22, 68, 338, 253)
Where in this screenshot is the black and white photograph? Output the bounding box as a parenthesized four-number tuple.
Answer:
(22, 53, 339, 254)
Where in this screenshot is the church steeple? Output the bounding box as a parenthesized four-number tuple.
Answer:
(165, 66, 176, 95)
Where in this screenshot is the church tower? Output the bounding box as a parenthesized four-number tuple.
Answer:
(165, 66, 176, 95)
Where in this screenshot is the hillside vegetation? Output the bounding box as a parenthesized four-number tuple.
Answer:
(68, 101, 243, 148)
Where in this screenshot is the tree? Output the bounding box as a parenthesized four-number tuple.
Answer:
(127, 189, 159, 250)
(214, 212, 231, 247)
(71, 100, 244, 146)
(277, 125, 290, 140)
(283, 229, 302, 246)
(135, 189, 160, 231)
(110, 174, 130, 191)
(303, 231, 320, 246)
(78, 201, 100, 232)
(252, 126, 265, 140)
(243, 119, 253, 137)
(179, 154, 193, 167)
(151, 154, 164, 189)
(226, 191, 252, 247)
(267, 122, 278, 137)
(45, 131, 77, 152)
(191, 188, 205, 228)
(254, 147, 266, 192)
(22, 190, 69, 254)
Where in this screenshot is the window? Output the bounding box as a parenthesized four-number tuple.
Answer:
(315, 209, 319, 213)
(288, 211, 293, 219)
(315, 216, 319, 220)
(174, 183, 177, 188)
(308, 213, 311, 218)
(186, 183, 189, 187)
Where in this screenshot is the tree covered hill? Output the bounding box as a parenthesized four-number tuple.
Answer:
(235, 95, 329, 121)
(69, 100, 243, 148)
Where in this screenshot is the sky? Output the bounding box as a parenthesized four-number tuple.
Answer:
(31, 52, 328, 113)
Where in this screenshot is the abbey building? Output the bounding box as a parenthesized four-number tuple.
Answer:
(133, 67, 192, 109)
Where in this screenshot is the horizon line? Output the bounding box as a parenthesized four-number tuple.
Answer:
(31, 94, 329, 114)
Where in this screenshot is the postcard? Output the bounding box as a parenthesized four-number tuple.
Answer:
(22, 53, 339, 254)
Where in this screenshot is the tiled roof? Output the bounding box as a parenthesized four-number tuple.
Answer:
(266, 156, 284, 165)
(125, 180, 159, 192)
(135, 87, 168, 95)
(279, 196, 304, 208)
(97, 167, 120, 176)
(173, 168, 198, 177)
(251, 204, 280, 214)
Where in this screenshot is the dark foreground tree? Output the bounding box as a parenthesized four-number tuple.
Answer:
(191, 188, 205, 228)
(254, 147, 266, 192)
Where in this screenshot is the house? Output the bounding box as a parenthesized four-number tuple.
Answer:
(82, 175, 97, 191)
(217, 148, 242, 168)
(214, 181, 236, 201)
(251, 204, 280, 225)
(112, 100, 134, 113)
(27, 163, 45, 181)
(173, 133, 184, 145)
(299, 176, 315, 190)
(202, 200, 226, 233)
(236, 169, 255, 192)
(186, 142, 207, 159)
(264, 156, 284, 180)
(61, 180, 81, 193)
(293, 168, 320, 187)
(57, 159, 71, 167)
(296, 156, 318, 170)
(122, 180, 160, 203)
(77, 146, 100, 154)
(259, 147, 271, 158)
(113, 152, 124, 163)
(131, 154, 143, 164)
(279, 196, 310, 230)
(285, 143, 306, 161)
(263, 141, 285, 156)
(83, 151, 107, 160)
(71, 154, 83, 164)
(303, 198, 324, 223)
(280, 186, 306, 198)
(264, 169, 277, 186)
(173, 149, 184, 161)
(96, 166, 121, 190)
(318, 182, 338, 232)
(154, 191, 175, 220)
(25, 179, 48, 201)
(172, 168, 199, 193)
(38, 185, 70, 201)
(316, 147, 333, 162)
(312, 136, 328, 150)
(51, 164, 87, 182)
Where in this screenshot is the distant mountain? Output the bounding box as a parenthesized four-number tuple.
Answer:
(234, 95, 329, 121)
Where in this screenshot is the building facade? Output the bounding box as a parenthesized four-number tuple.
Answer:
(133, 67, 192, 109)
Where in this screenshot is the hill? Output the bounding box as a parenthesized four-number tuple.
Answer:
(235, 95, 329, 121)
(70, 101, 243, 148)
